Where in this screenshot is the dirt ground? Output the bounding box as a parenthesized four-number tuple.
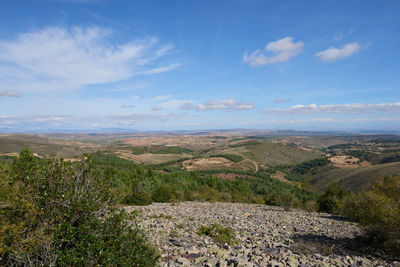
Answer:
(114, 150, 187, 164)
(329, 155, 371, 168)
(183, 157, 233, 171)
(0, 152, 42, 158)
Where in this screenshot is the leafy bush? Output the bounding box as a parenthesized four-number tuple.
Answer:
(152, 184, 178, 202)
(317, 183, 347, 214)
(124, 179, 153, 205)
(0, 148, 158, 266)
(197, 223, 237, 245)
(343, 176, 400, 256)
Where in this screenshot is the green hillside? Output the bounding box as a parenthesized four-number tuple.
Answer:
(232, 141, 322, 166)
(311, 162, 400, 192)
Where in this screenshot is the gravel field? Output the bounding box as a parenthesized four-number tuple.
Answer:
(125, 202, 398, 267)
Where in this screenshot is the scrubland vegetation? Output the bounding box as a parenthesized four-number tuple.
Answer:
(0, 132, 399, 264)
(317, 177, 400, 256)
(0, 148, 158, 266)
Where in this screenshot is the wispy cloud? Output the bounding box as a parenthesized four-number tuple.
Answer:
(264, 102, 400, 114)
(243, 37, 304, 67)
(0, 26, 178, 92)
(0, 113, 181, 129)
(270, 117, 400, 124)
(274, 98, 291, 104)
(0, 90, 20, 97)
(316, 42, 363, 62)
(154, 95, 173, 101)
(121, 105, 135, 109)
(181, 98, 254, 111)
(151, 106, 163, 111)
(140, 63, 181, 75)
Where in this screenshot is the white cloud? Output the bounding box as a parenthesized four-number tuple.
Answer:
(243, 37, 304, 67)
(181, 98, 254, 111)
(0, 26, 179, 92)
(316, 42, 363, 62)
(140, 63, 181, 75)
(158, 99, 190, 109)
(264, 102, 400, 114)
(0, 90, 20, 97)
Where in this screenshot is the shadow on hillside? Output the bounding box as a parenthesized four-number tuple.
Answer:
(319, 214, 356, 223)
(290, 233, 390, 261)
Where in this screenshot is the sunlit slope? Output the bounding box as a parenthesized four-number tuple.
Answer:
(0, 134, 100, 158)
(224, 141, 322, 166)
(311, 162, 400, 192)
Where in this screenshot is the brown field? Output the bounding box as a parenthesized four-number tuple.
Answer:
(329, 155, 371, 169)
(182, 157, 255, 172)
(123, 135, 237, 151)
(183, 157, 232, 171)
(114, 150, 190, 164)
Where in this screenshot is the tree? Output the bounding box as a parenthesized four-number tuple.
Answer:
(0, 148, 159, 266)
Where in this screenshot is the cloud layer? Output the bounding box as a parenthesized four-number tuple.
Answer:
(0, 90, 20, 97)
(243, 37, 304, 67)
(264, 102, 400, 114)
(181, 99, 254, 111)
(0, 113, 180, 130)
(316, 42, 362, 62)
(0, 27, 178, 92)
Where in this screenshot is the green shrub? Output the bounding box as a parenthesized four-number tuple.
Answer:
(197, 223, 237, 245)
(124, 180, 153, 205)
(0, 148, 159, 266)
(279, 191, 301, 211)
(152, 184, 178, 202)
(317, 183, 346, 214)
(343, 176, 400, 256)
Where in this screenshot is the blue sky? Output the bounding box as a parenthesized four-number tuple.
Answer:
(0, 0, 399, 131)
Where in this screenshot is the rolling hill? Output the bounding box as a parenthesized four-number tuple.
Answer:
(311, 161, 400, 192)
(223, 141, 322, 167)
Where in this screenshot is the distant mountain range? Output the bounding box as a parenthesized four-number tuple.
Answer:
(1, 127, 400, 135)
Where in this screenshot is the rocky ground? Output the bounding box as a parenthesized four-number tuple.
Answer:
(125, 202, 398, 267)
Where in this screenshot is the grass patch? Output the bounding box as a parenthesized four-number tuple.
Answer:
(197, 223, 237, 245)
(149, 214, 174, 220)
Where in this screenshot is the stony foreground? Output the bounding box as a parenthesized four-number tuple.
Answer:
(125, 202, 397, 267)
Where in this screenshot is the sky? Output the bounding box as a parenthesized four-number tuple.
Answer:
(0, 0, 399, 132)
